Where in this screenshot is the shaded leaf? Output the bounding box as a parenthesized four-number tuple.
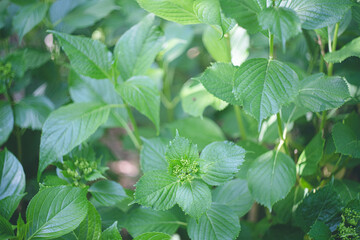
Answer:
(212, 178, 254, 217)
(295, 185, 343, 232)
(247, 151, 296, 210)
(308, 221, 331, 240)
(0, 215, 14, 239)
(332, 113, 360, 158)
(166, 117, 225, 150)
(101, 222, 122, 240)
(297, 133, 324, 176)
(14, 96, 54, 130)
(116, 76, 160, 132)
(187, 203, 241, 240)
(89, 180, 128, 207)
(0, 101, 13, 145)
(236, 140, 268, 179)
(125, 207, 181, 237)
(140, 137, 169, 172)
(13, 2, 49, 40)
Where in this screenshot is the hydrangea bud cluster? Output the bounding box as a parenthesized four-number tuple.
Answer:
(171, 158, 200, 183)
(62, 157, 97, 187)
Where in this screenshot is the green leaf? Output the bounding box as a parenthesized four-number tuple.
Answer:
(136, 0, 200, 24)
(101, 222, 122, 240)
(166, 117, 225, 150)
(165, 133, 199, 172)
(297, 133, 324, 176)
(295, 185, 343, 232)
(133, 232, 171, 240)
(273, 186, 305, 224)
(73, 202, 101, 240)
(0, 149, 26, 220)
(258, 7, 301, 47)
(26, 186, 88, 239)
(0, 215, 14, 239)
(220, 0, 266, 33)
(193, 0, 230, 33)
(282, 0, 352, 29)
(0, 101, 13, 145)
(17, 213, 26, 240)
(308, 221, 331, 240)
(334, 179, 360, 204)
(13, 2, 49, 40)
(114, 14, 165, 81)
(69, 71, 127, 127)
(116, 76, 160, 132)
(296, 73, 350, 112)
(247, 151, 296, 210)
(0, 193, 26, 220)
(0, 149, 25, 200)
(233, 58, 299, 125)
(263, 225, 304, 240)
(202, 26, 231, 63)
(161, 22, 194, 62)
(4, 48, 51, 78)
(176, 180, 212, 219)
(199, 141, 245, 185)
(187, 203, 241, 240)
(125, 208, 181, 237)
(212, 178, 254, 217)
(134, 170, 179, 210)
(180, 80, 228, 117)
(324, 37, 360, 63)
(202, 26, 250, 65)
(197, 62, 241, 105)
(14, 96, 54, 130)
(39, 103, 110, 179)
(50, 31, 112, 79)
(54, 0, 119, 34)
(89, 180, 128, 207)
(332, 113, 360, 158)
(140, 137, 169, 172)
(236, 140, 268, 179)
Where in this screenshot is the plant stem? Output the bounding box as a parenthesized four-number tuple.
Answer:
(234, 105, 247, 140)
(320, 22, 340, 132)
(327, 22, 340, 76)
(5, 81, 22, 162)
(269, 33, 274, 60)
(114, 113, 141, 150)
(162, 61, 175, 122)
(268, 31, 288, 154)
(125, 104, 142, 147)
(277, 113, 289, 155)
